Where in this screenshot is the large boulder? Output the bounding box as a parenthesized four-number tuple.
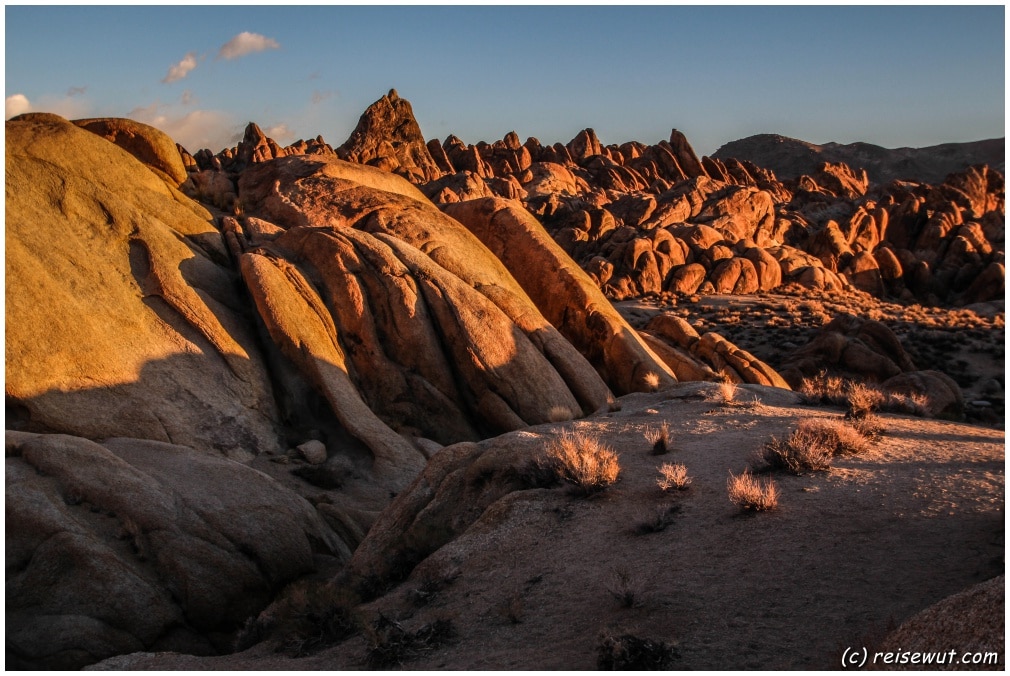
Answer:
(6, 431, 343, 670)
(6, 113, 280, 459)
(73, 117, 189, 187)
(442, 197, 677, 394)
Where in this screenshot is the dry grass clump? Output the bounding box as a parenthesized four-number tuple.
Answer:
(540, 431, 620, 496)
(717, 380, 739, 405)
(845, 381, 886, 420)
(727, 471, 779, 512)
(799, 372, 845, 405)
(597, 631, 680, 670)
(656, 463, 691, 491)
(757, 418, 872, 474)
(644, 422, 672, 455)
(643, 371, 661, 391)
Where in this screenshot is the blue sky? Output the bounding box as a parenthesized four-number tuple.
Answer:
(5, 5, 1005, 156)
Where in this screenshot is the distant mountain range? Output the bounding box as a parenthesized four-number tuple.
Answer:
(712, 134, 1004, 185)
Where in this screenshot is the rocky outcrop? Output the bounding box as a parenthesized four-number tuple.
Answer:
(174, 92, 1003, 308)
(6, 431, 342, 670)
(642, 314, 791, 388)
(336, 89, 443, 183)
(780, 314, 917, 386)
(234, 156, 633, 450)
(74, 117, 189, 187)
(442, 197, 676, 394)
(6, 113, 280, 459)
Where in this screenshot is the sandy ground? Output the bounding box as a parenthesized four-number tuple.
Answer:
(93, 384, 1005, 670)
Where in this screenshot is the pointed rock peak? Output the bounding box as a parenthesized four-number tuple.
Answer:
(338, 90, 442, 182)
(244, 122, 267, 143)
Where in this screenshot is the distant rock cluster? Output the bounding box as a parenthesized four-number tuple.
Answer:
(4, 91, 1003, 669)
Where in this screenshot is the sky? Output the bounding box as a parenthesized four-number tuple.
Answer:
(4, 5, 1005, 157)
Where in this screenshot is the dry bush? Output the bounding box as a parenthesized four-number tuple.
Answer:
(540, 431, 620, 496)
(718, 380, 739, 405)
(597, 631, 680, 670)
(656, 463, 691, 491)
(849, 412, 885, 440)
(643, 371, 661, 391)
(758, 418, 871, 474)
(644, 422, 672, 455)
(758, 431, 834, 475)
(845, 381, 886, 420)
(727, 471, 779, 512)
(798, 372, 847, 406)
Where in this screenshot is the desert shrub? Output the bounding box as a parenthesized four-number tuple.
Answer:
(850, 412, 884, 440)
(539, 430, 620, 496)
(644, 422, 672, 455)
(727, 471, 779, 512)
(845, 382, 886, 420)
(757, 422, 836, 474)
(656, 463, 691, 491)
(757, 418, 870, 474)
(634, 504, 682, 535)
(643, 371, 661, 391)
(706, 379, 739, 405)
(365, 614, 455, 669)
(597, 631, 680, 670)
(798, 372, 847, 406)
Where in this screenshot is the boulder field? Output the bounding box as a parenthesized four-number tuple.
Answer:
(5, 90, 1002, 667)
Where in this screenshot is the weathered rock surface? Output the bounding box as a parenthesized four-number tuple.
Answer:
(337, 89, 443, 183)
(442, 198, 676, 394)
(6, 113, 280, 459)
(6, 431, 343, 670)
(74, 117, 189, 187)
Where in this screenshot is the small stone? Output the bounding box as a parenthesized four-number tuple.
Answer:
(297, 440, 327, 464)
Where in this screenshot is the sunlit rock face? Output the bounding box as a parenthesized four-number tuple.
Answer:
(5, 113, 281, 460)
(233, 155, 623, 454)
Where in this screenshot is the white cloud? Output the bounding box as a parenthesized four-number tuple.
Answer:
(263, 123, 293, 142)
(6, 93, 31, 119)
(66, 86, 88, 98)
(217, 32, 280, 60)
(129, 102, 239, 152)
(163, 52, 199, 84)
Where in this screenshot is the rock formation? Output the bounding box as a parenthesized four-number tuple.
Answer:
(336, 88, 443, 183)
(5, 90, 1002, 669)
